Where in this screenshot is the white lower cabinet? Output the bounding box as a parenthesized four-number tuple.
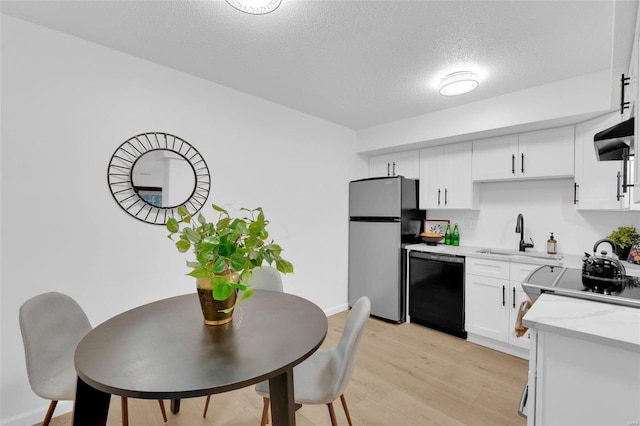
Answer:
(465, 257, 535, 357)
(465, 272, 509, 341)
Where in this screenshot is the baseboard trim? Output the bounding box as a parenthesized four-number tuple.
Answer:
(324, 303, 349, 317)
(467, 333, 529, 360)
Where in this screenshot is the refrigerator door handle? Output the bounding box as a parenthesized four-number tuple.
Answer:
(350, 217, 401, 222)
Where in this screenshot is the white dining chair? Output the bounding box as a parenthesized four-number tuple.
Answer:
(255, 296, 371, 426)
(202, 265, 284, 418)
(250, 265, 284, 292)
(19, 292, 168, 426)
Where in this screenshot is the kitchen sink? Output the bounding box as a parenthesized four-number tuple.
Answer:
(476, 248, 563, 262)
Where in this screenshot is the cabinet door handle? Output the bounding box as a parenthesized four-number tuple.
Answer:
(502, 285, 506, 307)
(437, 189, 441, 206)
(387, 162, 390, 176)
(616, 172, 623, 201)
(511, 154, 515, 174)
(512, 287, 516, 309)
(521, 153, 525, 174)
(621, 149, 633, 193)
(573, 182, 579, 205)
(444, 188, 448, 206)
(392, 161, 396, 176)
(621, 73, 630, 114)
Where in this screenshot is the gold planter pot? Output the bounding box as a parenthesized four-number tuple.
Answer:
(196, 277, 238, 326)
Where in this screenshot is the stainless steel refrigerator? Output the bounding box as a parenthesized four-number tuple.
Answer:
(348, 176, 423, 322)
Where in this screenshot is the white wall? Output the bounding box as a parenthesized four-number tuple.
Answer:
(434, 179, 640, 254)
(0, 15, 367, 425)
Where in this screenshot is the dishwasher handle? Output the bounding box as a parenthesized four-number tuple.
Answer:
(409, 251, 464, 264)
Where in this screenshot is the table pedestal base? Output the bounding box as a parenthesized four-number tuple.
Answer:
(73, 378, 110, 426)
(269, 368, 295, 425)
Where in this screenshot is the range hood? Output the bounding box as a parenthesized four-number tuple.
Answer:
(593, 117, 634, 161)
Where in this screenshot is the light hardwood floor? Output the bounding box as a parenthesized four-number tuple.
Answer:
(41, 311, 528, 426)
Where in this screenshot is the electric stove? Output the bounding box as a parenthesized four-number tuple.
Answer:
(522, 265, 640, 308)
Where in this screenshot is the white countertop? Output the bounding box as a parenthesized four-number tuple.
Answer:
(522, 293, 640, 353)
(404, 243, 640, 277)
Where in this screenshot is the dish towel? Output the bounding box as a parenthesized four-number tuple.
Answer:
(514, 300, 533, 338)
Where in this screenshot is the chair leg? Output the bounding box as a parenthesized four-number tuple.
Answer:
(119, 397, 166, 424)
(42, 400, 58, 426)
(261, 397, 270, 426)
(340, 394, 353, 426)
(121, 396, 129, 426)
(158, 399, 168, 422)
(327, 402, 338, 426)
(203, 395, 212, 418)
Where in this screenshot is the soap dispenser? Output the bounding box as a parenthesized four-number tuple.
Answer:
(547, 233, 557, 255)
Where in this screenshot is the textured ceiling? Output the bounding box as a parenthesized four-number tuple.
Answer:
(2, 0, 637, 130)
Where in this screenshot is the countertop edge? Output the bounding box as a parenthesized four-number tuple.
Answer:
(404, 243, 640, 275)
(522, 293, 640, 353)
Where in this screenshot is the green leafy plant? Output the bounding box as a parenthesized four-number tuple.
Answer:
(166, 204, 294, 305)
(607, 226, 639, 249)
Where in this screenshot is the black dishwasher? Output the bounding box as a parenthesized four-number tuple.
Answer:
(408, 251, 466, 338)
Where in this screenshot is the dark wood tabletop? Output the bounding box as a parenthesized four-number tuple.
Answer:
(73, 290, 328, 425)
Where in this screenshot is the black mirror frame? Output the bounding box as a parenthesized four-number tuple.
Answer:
(107, 132, 210, 225)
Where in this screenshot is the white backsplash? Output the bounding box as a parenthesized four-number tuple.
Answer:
(427, 179, 640, 255)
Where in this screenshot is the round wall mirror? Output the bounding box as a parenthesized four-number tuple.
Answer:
(131, 150, 196, 208)
(107, 132, 210, 225)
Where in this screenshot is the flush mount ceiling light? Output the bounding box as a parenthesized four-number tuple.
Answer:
(225, 0, 282, 14)
(439, 71, 479, 96)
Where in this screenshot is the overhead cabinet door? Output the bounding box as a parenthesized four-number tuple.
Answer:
(419, 142, 475, 209)
(574, 114, 626, 210)
(369, 151, 419, 179)
(441, 142, 474, 209)
(472, 135, 519, 181)
(518, 127, 574, 179)
(472, 127, 574, 181)
(418, 146, 441, 209)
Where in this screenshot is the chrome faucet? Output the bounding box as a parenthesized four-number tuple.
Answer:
(515, 213, 534, 252)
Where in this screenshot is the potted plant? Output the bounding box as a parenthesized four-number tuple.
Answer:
(607, 225, 639, 260)
(166, 204, 294, 325)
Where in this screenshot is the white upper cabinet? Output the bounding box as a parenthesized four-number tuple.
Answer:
(472, 127, 574, 181)
(574, 113, 639, 211)
(369, 150, 419, 179)
(518, 127, 575, 178)
(471, 134, 519, 181)
(419, 142, 476, 210)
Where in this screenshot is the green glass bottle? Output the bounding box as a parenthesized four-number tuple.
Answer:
(452, 223, 460, 246)
(444, 223, 452, 245)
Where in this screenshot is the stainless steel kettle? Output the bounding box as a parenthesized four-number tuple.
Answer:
(582, 238, 627, 293)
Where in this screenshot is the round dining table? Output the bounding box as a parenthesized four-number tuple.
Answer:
(73, 290, 328, 426)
